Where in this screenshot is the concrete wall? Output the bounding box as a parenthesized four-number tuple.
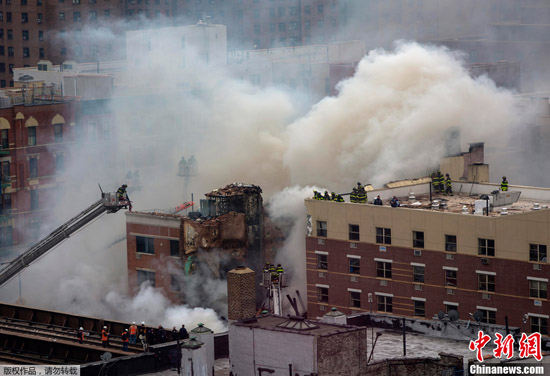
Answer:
(229, 324, 316, 376)
(367, 353, 463, 376)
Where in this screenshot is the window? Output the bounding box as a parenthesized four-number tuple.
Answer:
(478, 273, 495, 292)
(22, 30, 28, 40)
(348, 224, 359, 241)
(445, 269, 457, 287)
(27, 126, 36, 146)
(530, 244, 547, 263)
(278, 22, 285, 32)
(0, 81, 4, 88)
(288, 21, 297, 30)
(72, 0, 80, 3)
(30, 189, 38, 210)
(39, 48, 44, 58)
(318, 4, 324, 13)
(8, 64, 12, 73)
(413, 231, 424, 248)
(23, 47, 29, 58)
(104, 9, 110, 17)
(73, 12, 81, 22)
(269, 8, 275, 17)
(413, 265, 424, 283)
(317, 253, 327, 269)
(38, 30, 43, 41)
(0, 63, 4, 71)
(478, 309, 496, 324)
(7, 46, 13, 56)
(53, 154, 64, 173)
(0, 193, 11, 214)
(0, 30, 3, 39)
(376, 227, 391, 244)
(414, 300, 425, 317)
(317, 19, 324, 27)
(21, 13, 28, 23)
(89, 0, 96, 3)
(529, 280, 547, 299)
(37, 13, 42, 22)
(445, 235, 457, 252)
(478, 238, 495, 256)
(530, 316, 548, 335)
(7, 30, 12, 40)
(269, 23, 275, 32)
(0, 129, 7, 149)
(6, 13, 11, 23)
(0, 12, 2, 21)
(22, 0, 27, 4)
(349, 291, 360, 308)
(1, 161, 9, 183)
(377, 295, 392, 312)
(349, 257, 360, 274)
(89, 11, 97, 21)
(170, 239, 180, 257)
(376, 261, 391, 279)
(445, 304, 458, 314)
(316, 220, 327, 237)
(136, 236, 154, 254)
(278, 7, 285, 17)
(289, 6, 298, 15)
(305, 5, 310, 14)
(28, 157, 37, 178)
(0, 226, 12, 247)
(59, 12, 65, 21)
(317, 286, 328, 303)
(37, 0, 42, 5)
(60, 47, 66, 56)
(170, 274, 180, 292)
(136, 270, 155, 287)
(305, 20, 310, 29)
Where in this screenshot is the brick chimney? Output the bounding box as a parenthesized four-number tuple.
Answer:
(227, 267, 256, 321)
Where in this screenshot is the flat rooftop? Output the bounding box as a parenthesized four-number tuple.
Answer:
(233, 315, 364, 337)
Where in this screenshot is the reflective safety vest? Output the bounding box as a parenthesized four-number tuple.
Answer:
(101, 329, 109, 341)
(501, 181, 508, 191)
(446, 178, 452, 187)
(276, 267, 284, 273)
(122, 332, 129, 343)
(129, 325, 137, 335)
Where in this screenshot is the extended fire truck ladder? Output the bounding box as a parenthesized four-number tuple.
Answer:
(0, 191, 129, 287)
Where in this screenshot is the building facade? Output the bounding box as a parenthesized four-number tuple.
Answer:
(305, 181, 550, 337)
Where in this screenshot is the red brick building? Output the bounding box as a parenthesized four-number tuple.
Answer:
(305, 182, 550, 337)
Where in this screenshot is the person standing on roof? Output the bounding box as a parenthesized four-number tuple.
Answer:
(501, 176, 508, 191)
(139, 322, 147, 351)
(390, 196, 400, 207)
(77, 327, 85, 344)
(373, 195, 383, 205)
(129, 322, 138, 344)
(101, 326, 110, 348)
(179, 324, 189, 340)
(350, 187, 358, 203)
(445, 173, 453, 196)
(121, 329, 129, 351)
(323, 191, 331, 201)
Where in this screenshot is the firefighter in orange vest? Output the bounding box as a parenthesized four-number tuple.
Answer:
(121, 329, 129, 351)
(101, 326, 110, 348)
(77, 327, 85, 344)
(129, 322, 138, 344)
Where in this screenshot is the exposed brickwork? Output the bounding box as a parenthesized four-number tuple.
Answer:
(317, 329, 368, 375)
(227, 267, 256, 321)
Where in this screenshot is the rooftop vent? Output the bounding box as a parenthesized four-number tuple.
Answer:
(276, 316, 319, 331)
(408, 192, 416, 200)
(462, 205, 469, 214)
(431, 200, 440, 209)
(500, 207, 508, 215)
(533, 203, 541, 210)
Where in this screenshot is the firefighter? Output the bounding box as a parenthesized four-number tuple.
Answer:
(357, 186, 367, 203)
(445, 173, 453, 196)
(101, 326, 110, 348)
(431, 171, 438, 192)
(501, 176, 508, 191)
(276, 264, 284, 274)
(437, 171, 444, 193)
(335, 194, 345, 202)
(77, 327, 85, 344)
(121, 329, 129, 351)
(323, 191, 331, 201)
(129, 322, 138, 344)
(138, 322, 147, 351)
(117, 184, 128, 201)
(331, 192, 337, 201)
(350, 187, 358, 203)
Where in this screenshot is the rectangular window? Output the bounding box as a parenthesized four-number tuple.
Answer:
(376, 261, 391, 279)
(55, 154, 64, 173)
(278, 22, 285, 32)
(317, 287, 328, 303)
(269, 23, 275, 32)
(22, 30, 28, 40)
(73, 12, 80, 22)
(7, 30, 12, 40)
(54, 124, 63, 143)
(413, 231, 424, 248)
(414, 300, 425, 317)
(445, 235, 457, 252)
(28, 126, 36, 146)
(23, 47, 29, 58)
(39, 48, 44, 58)
(0, 129, 7, 149)
(7, 47, 13, 56)
(478, 273, 495, 292)
(38, 30, 43, 41)
(0, 193, 11, 213)
(288, 21, 298, 30)
(479, 309, 496, 324)
(478, 238, 495, 256)
(529, 280, 547, 299)
(348, 224, 359, 241)
(317, 4, 324, 13)
(28, 157, 37, 178)
(376, 227, 391, 244)
(0, 226, 13, 247)
(377, 295, 392, 312)
(349, 257, 360, 274)
(89, 11, 97, 21)
(316, 220, 327, 237)
(6, 13, 11, 23)
(104, 9, 110, 17)
(59, 12, 65, 21)
(170, 239, 180, 257)
(530, 244, 547, 263)
(413, 265, 424, 283)
(305, 5, 310, 14)
(305, 20, 310, 29)
(317, 19, 324, 27)
(21, 13, 28, 23)
(316, 253, 327, 270)
(349, 291, 360, 308)
(445, 269, 457, 287)
(0, 12, 2, 21)
(278, 7, 285, 17)
(136, 270, 155, 287)
(30, 189, 38, 210)
(530, 316, 548, 335)
(136, 236, 155, 254)
(170, 274, 181, 292)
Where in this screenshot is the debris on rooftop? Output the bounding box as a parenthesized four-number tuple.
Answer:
(384, 177, 432, 188)
(205, 183, 262, 197)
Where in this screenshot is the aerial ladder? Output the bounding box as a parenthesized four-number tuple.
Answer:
(0, 188, 130, 287)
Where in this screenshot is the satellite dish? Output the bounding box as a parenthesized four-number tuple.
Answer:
(437, 310, 445, 320)
(100, 352, 112, 362)
(473, 310, 484, 323)
(448, 309, 459, 322)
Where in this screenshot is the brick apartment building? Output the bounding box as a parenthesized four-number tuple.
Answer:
(0, 95, 113, 253)
(305, 181, 550, 337)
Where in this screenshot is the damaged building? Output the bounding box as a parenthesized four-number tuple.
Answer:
(126, 183, 269, 303)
